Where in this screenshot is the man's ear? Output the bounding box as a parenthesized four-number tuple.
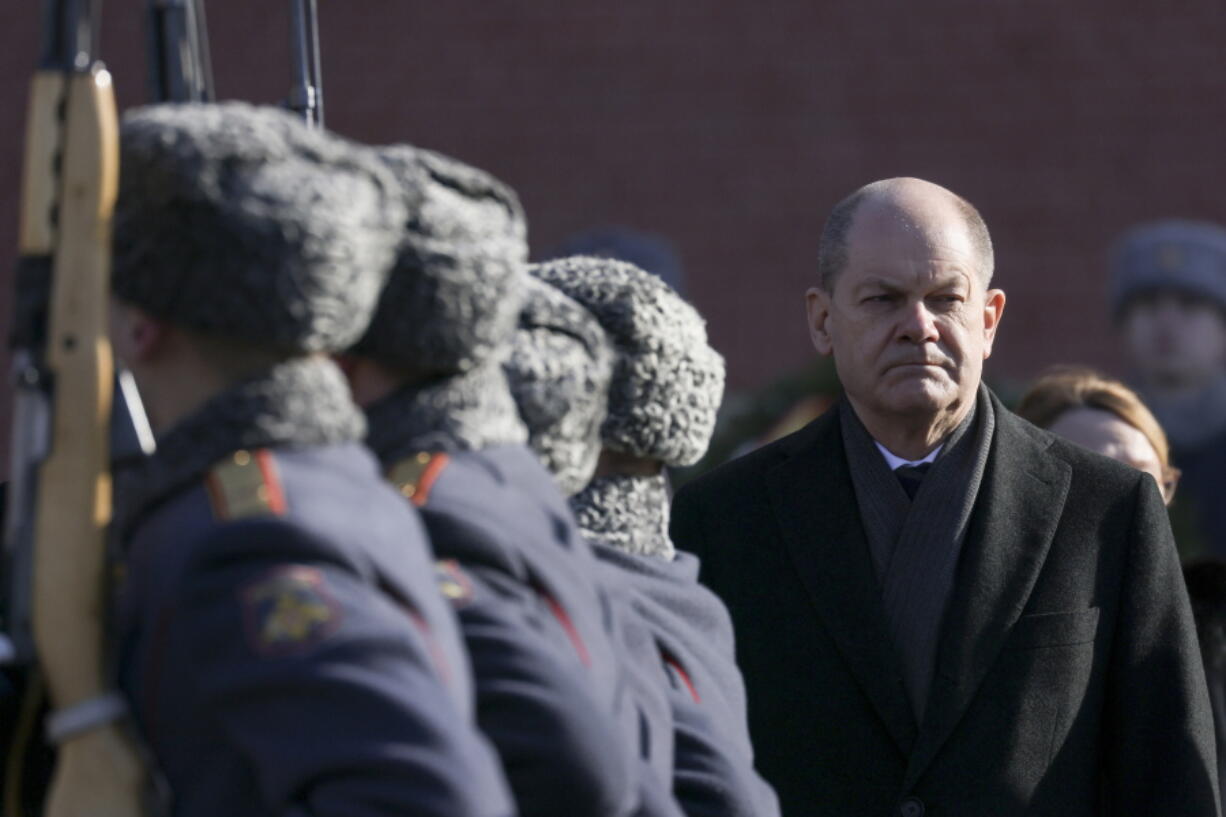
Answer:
(109, 300, 168, 366)
(805, 286, 835, 356)
(981, 288, 1006, 359)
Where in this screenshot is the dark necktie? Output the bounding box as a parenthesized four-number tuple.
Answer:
(894, 462, 931, 500)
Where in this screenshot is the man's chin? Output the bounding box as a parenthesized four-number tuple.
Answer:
(877, 381, 959, 418)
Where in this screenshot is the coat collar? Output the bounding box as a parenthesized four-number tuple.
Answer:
(765, 391, 1071, 771)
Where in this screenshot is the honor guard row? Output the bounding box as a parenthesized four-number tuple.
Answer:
(72, 100, 779, 817)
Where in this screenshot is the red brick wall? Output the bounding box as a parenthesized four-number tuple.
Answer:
(4, 0, 1226, 448)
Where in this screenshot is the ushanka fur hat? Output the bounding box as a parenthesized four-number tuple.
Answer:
(351, 144, 528, 374)
(113, 102, 406, 353)
(1110, 220, 1226, 318)
(504, 275, 613, 495)
(532, 256, 725, 467)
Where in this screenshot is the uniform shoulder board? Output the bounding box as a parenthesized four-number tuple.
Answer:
(386, 451, 450, 507)
(206, 448, 287, 520)
(434, 559, 474, 607)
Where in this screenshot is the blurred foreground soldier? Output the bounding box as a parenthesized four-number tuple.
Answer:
(1112, 221, 1226, 554)
(513, 258, 779, 817)
(672, 177, 1219, 816)
(505, 274, 675, 792)
(109, 103, 511, 817)
(342, 146, 675, 817)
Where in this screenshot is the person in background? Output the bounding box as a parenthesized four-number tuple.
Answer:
(108, 103, 511, 817)
(1112, 221, 1226, 553)
(1015, 367, 1178, 506)
(340, 146, 682, 817)
(508, 256, 779, 817)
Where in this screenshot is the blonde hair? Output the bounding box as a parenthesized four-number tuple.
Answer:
(1016, 366, 1177, 498)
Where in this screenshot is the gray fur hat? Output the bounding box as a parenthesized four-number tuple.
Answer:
(532, 256, 725, 467)
(351, 145, 529, 374)
(113, 102, 407, 352)
(505, 276, 613, 495)
(1110, 220, 1226, 318)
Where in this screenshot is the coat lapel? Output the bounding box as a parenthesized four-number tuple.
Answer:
(902, 398, 1072, 789)
(766, 406, 918, 755)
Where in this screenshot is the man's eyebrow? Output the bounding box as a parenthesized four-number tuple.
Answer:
(851, 273, 970, 294)
(852, 277, 904, 294)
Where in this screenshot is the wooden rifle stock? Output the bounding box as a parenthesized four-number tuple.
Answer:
(6, 6, 151, 815)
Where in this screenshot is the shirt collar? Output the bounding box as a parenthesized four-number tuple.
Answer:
(874, 440, 942, 471)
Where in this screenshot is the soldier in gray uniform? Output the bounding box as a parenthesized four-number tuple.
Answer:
(109, 103, 512, 817)
(1111, 221, 1226, 556)
(507, 256, 780, 817)
(340, 145, 681, 817)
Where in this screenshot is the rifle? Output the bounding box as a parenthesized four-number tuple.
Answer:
(2, 0, 150, 814)
(147, 0, 215, 103)
(287, 0, 324, 127)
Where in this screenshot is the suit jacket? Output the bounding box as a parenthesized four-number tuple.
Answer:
(671, 394, 1219, 817)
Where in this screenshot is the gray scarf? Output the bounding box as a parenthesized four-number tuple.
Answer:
(570, 474, 674, 560)
(364, 358, 528, 466)
(114, 356, 364, 540)
(840, 384, 995, 721)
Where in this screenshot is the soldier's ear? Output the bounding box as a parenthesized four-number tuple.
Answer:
(806, 286, 835, 356)
(109, 299, 167, 365)
(333, 353, 360, 383)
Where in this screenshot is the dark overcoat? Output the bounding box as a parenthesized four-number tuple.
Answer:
(671, 394, 1219, 817)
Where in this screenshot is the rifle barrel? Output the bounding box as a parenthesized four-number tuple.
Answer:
(148, 0, 214, 102)
(288, 0, 323, 127)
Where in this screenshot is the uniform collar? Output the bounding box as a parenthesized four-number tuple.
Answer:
(364, 359, 528, 465)
(114, 356, 364, 539)
(570, 474, 674, 560)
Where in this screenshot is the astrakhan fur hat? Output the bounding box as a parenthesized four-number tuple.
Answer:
(532, 256, 724, 467)
(505, 276, 613, 495)
(113, 102, 406, 353)
(352, 145, 528, 374)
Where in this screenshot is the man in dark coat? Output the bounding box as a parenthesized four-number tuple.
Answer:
(108, 103, 512, 817)
(671, 177, 1219, 817)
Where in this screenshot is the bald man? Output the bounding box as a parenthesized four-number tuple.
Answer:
(671, 178, 1219, 816)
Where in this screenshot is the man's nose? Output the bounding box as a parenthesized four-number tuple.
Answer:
(898, 301, 939, 344)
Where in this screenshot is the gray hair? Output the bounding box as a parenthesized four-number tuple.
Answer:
(816, 180, 994, 291)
